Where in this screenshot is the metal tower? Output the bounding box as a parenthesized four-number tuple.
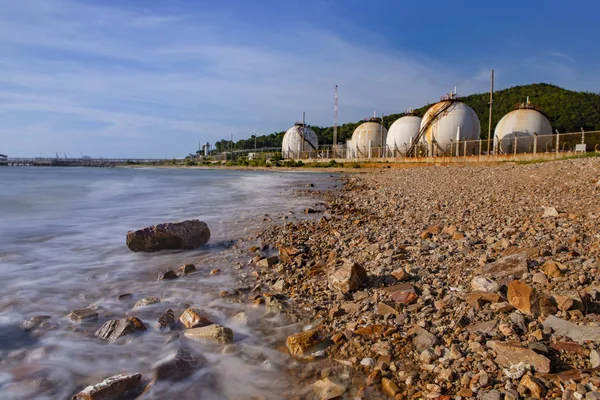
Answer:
(333, 85, 338, 147)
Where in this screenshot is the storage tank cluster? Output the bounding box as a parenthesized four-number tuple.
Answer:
(493, 99, 553, 154)
(282, 93, 553, 159)
(281, 122, 318, 159)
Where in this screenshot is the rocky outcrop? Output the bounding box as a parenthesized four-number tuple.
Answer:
(71, 372, 142, 400)
(183, 324, 233, 344)
(153, 348, 203, 381)
(95, 317, 146, 342)
(126, 219, 210, 252)
(179, 308, 213, 329)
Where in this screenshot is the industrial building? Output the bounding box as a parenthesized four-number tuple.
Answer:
(386, 114, 421, 157)
(494, 99, 553, 154)
(281, 122, 319, 159)
(347, 118, 387, 158)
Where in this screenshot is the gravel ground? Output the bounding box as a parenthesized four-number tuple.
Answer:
(239, 157, 600, 399)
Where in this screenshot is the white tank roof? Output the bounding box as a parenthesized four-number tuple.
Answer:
(494, 108, 552, 153)
(282, 124, 318, 157)
(421, 100, 480, 144)
(350, 121, 387, 158)
(386, 115, 422, 149)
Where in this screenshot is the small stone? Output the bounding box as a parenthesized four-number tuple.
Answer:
(360, 357, 375, 367)
(257, 256, 279, 268)
(419, 349, 436, 364)
(543, 206, 559, 218)
(176, 264, 196, 275)
(466, 291, 502, 308)
(69, 308, 98, 322)
(507, 280, 536, 316)
(519, 374, 544, 398)
(209, 268, 220, 275)
(183, 324, 233, 344)
(391, 268, 410, 282)
(366, 370, 381, 386)
(409, 326, 438, 351)
(158, 270, 178, 280)
(477, 253, 528, 279)
(95, 318, 143, 342)
(232, 312, 249, 325)
(382, 378, 400, 397)
(156, 309, 176, 330)
(286, 329, 326, 358)
(532, 272, 547, 284)
(153, 348, 202, 381)
(542, 260, 563, 278)
(471, 276, 500, 293)
(133, 297, 160, 308)
(591, 349, 600, 368)
(117, 293, 132, 301)
(439, 368, 453, 381)
(20, 316, 51, 332)
(71, 372, 142, 400)
(312, 377, 346, 400)
(327, 260, 367, 294)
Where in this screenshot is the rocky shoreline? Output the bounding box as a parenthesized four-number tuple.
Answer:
(233, 157, 600, 399)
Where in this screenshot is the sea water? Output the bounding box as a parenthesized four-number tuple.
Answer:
(0, 167, 335, 399)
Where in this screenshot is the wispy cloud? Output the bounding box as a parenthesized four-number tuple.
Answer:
(0, 0, 589, 157)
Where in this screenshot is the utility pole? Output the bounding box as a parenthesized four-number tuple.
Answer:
(487, 69, 494, 155)
(333, 84, 338, 148)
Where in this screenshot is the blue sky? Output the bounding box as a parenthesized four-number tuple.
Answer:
(1, 0, 599, 158)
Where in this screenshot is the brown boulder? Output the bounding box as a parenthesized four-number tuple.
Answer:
(126, 219, 210, 252)
(507, 280, 536, 315)
(286, 329, 326, 358)
(179, 308, 213, 329)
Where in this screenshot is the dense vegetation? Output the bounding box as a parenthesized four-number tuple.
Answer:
(207, 83, 600, 153)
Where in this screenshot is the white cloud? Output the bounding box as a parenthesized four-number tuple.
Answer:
(0, 0, 588, 158)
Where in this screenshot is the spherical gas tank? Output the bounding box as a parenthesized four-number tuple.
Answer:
(351, 121, 388, 158)
(494, 108, 552, 154)
(420, 101, 480, 155)
(282, 124, 318, 158)
(386, 115, 422, 156)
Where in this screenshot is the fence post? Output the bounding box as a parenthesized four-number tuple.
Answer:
(463, 140, 467, 159)
(478, 140, 482, 160)
(514, 135, 518, 157)
(533, 133, 537, 155)
(556, 133, 560, 158)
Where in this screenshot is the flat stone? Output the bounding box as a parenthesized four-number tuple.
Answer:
(409, 326, 438, 351)
(591, 349, 600, 368)
(133, 297, 160, 308)
(312, 377, 346, 400)
(471, 276, 500, 293)
(550, 341, 590, 357)
(179, 308, 213, 329)
(543, 315, 600, 343)
(72, 372, 142, 400)
(466, 291, 502, 308)
(69, 308, 98, 322)
(542, 260, 564, 278)
(476, 253, 528, 279)
(520, 374, 544, 398)
(183, 324, 233, 344)
(467, 320, 498, 335)
(543, 206, 560, 218)
(377, 302, 399, 316)
(488, 341, 551, 373)
(507, 280, 536, 316)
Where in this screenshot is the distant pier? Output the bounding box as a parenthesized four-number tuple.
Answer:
(0, 158, 174, 167)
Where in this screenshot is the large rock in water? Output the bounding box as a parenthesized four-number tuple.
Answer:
(126, 220, 210, 252)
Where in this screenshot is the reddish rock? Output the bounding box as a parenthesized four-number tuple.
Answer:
(327, 260, 367, 294)
(507, 280, 536, 316)
(465, 291, 502, 308)
(286, 329, 326, 357)
(488, 341, 551, 373)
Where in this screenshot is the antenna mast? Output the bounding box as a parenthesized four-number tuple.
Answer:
(487, 69, 494, 155)
(333, 85, 338, 148)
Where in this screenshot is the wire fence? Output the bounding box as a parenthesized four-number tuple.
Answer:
(197, 130, 600, 164)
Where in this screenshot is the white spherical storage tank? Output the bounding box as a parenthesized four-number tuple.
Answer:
(281, 123, 319, 159)
(350, 120, 388, 158)
(386, 115, 422, 156)
(494, 108, 552, 154)
(420, 100, 480, 156)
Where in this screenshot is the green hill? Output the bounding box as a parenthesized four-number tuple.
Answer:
(211, 83, 600, 152)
